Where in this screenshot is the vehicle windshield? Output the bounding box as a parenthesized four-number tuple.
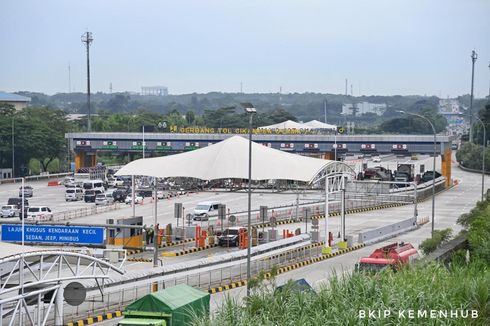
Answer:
(358, 262, 390, 272)
(85, 190, 95, 195)
(28, 208, 40, 212)
(195, 205, 210, 211)
(66, 189, 75, 193)
(83, 183, 93, 189)
(96, 194, 105, 199)
(223, 229, 239, 236)
(2, 206, 12, 210)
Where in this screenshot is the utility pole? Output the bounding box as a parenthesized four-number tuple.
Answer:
(345, 79, 348, 96)
(469, 50, 477, 142)
(81, 31, 93, 132)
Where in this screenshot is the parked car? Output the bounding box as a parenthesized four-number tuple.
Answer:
(95, 192, 115, 205)
(65, 188, 84, 201)
(218, 227, 241, 247)
(372, 156, 381, 163)
(107, 176, 116, 188)
(113, 187, 130, 203)
(63, 177, 76, 187)
(193, 201, 221, 221)
(114, 176, 126, 187)
(125, 195, 144, 205)
(84, 189, 103, 203)
(421, 171, 442, 183)
(394, 171, 413, 186)
(19, 185, 33, 197)
(1, 205, 20, 218)
(27, 206, 53, 220)
(7, 197, 29, 209)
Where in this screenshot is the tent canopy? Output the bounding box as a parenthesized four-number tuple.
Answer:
(125, 284, 209, 315)
(259, 120, 311, 130)
(116, 135, 353, 182)
(303, 120, 337, 130)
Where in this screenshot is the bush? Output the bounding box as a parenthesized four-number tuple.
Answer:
(419, 228, 453, 255)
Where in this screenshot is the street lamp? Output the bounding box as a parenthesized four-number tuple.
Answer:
(241, 102, 256, 297)
(469, 50, 478, 142)
(398, 111, 437, 236)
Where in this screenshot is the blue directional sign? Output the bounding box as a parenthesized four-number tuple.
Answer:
(1, 224, 105, 245)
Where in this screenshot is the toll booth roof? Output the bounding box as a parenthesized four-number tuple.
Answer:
(125, 284, 210, 318)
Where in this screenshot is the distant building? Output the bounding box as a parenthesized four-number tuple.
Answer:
(438, 99, 460, 114)
(341, 102, 387, 116)
(0, 91, 31, 110)
(141, 86, 168, 96)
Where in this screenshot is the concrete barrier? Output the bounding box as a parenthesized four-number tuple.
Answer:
(358, 217, 418, 244)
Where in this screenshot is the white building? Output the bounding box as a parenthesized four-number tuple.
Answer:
(0, 91, 31, 111)
(341, 102, 387, 116)
(141, 86, 168, 96)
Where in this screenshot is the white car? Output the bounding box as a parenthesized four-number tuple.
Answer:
(124, 195, 144, 205)
(95, 192, 115, 205)
(372, 156, 381, 163)
(1, 205, 20, 218)
(63, 177, 76, 187)
(27, 206, 53, 220)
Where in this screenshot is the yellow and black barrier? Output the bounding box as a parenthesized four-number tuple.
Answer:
(161, 243, 218, 257)
(159, 238, 195, 248)
(66, 310, 122, 326)
(266, 241, 325, 260)
(127, 257, 153, 262)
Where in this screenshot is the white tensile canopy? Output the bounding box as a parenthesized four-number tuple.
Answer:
(259, 120, 311, 130)
(116, 135, 353, 182)
(303, 120, 337, 130)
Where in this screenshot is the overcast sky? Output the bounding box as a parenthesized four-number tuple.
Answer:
(1, 0, 489, 97)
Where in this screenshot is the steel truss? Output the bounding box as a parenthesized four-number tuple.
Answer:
(0, 251, 124, 326)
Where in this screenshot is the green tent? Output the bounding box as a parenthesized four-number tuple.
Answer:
(124, 284, 210, 326)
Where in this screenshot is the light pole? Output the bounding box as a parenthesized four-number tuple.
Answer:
(142, 125, 146, 159)
(469, 50, 478, 142)
(11, 114, 14, 178)
(398, 111, 437, 236)
(241, 102, 256, 297)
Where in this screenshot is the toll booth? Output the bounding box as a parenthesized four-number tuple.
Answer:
(107, 216, 143, 248)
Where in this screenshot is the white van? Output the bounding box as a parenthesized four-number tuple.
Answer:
(95, 191, 115, 205)
(65, 188, 83, 201)
(27, 206, 53, 220)
(193, 201, 221, 221)
(82, 180, 105, 194)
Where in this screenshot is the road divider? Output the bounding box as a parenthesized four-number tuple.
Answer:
(161, 243, 218, 257)
(207, 243, 366, 294)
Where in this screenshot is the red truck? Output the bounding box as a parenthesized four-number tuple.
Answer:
(356, 242, 419, 272)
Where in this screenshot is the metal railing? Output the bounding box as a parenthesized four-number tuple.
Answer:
(60, 242, 325, 324)
(51, 203, 123, 222)
(0, 172, 74, 185)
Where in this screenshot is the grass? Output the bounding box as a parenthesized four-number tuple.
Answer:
(194, 261, 489, 325)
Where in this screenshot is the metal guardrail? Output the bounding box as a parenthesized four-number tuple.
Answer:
(0, 172, 73, 185)
(51, 203, 123, 222)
